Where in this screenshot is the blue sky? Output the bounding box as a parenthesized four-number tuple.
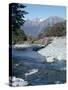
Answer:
(24, 4, 66, 20)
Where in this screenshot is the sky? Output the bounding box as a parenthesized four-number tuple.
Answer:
(23, 4, 66, 20)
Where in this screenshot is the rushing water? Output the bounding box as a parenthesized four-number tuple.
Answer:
(11, 45, 66, 86)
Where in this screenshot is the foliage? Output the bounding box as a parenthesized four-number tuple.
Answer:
(9, 3, 28, 44)
(12, 29, 27, 44)
(9, 3, 28, 30)
(38, 21, 66, 38)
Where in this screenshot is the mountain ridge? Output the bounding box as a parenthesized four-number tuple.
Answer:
(21, 16, 65, 37)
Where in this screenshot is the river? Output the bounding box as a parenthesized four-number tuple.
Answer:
(10, 44, 66, 86)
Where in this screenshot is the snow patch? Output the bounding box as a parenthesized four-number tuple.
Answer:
(13, 43, 31, 48)
(25, 69, 38, 77)
(9, 76, 28, 87)
(13, 43, 45, 48)
(46, 56, 55, 63)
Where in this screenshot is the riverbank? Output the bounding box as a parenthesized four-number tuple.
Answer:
(12, 36, 66, 63)
(38, 37, 66, 63)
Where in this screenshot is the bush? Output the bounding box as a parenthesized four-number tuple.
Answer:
(12, 29, 27, 44)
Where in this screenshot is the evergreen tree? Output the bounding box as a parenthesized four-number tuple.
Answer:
(9, 3, 28, 30)
(9, 3, 28, 44)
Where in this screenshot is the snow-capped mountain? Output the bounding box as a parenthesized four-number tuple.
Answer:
(21, 16, 65, 37)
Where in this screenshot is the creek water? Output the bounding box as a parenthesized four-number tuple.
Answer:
(11, 44, 66, 86)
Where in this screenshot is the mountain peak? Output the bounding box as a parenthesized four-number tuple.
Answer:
(32, 18, 44, 22)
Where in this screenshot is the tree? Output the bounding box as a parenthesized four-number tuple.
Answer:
(9, 3, 28, 31)
(9, 3, 28, 44)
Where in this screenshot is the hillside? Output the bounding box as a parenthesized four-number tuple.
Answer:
(38, 21, 66, 38)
